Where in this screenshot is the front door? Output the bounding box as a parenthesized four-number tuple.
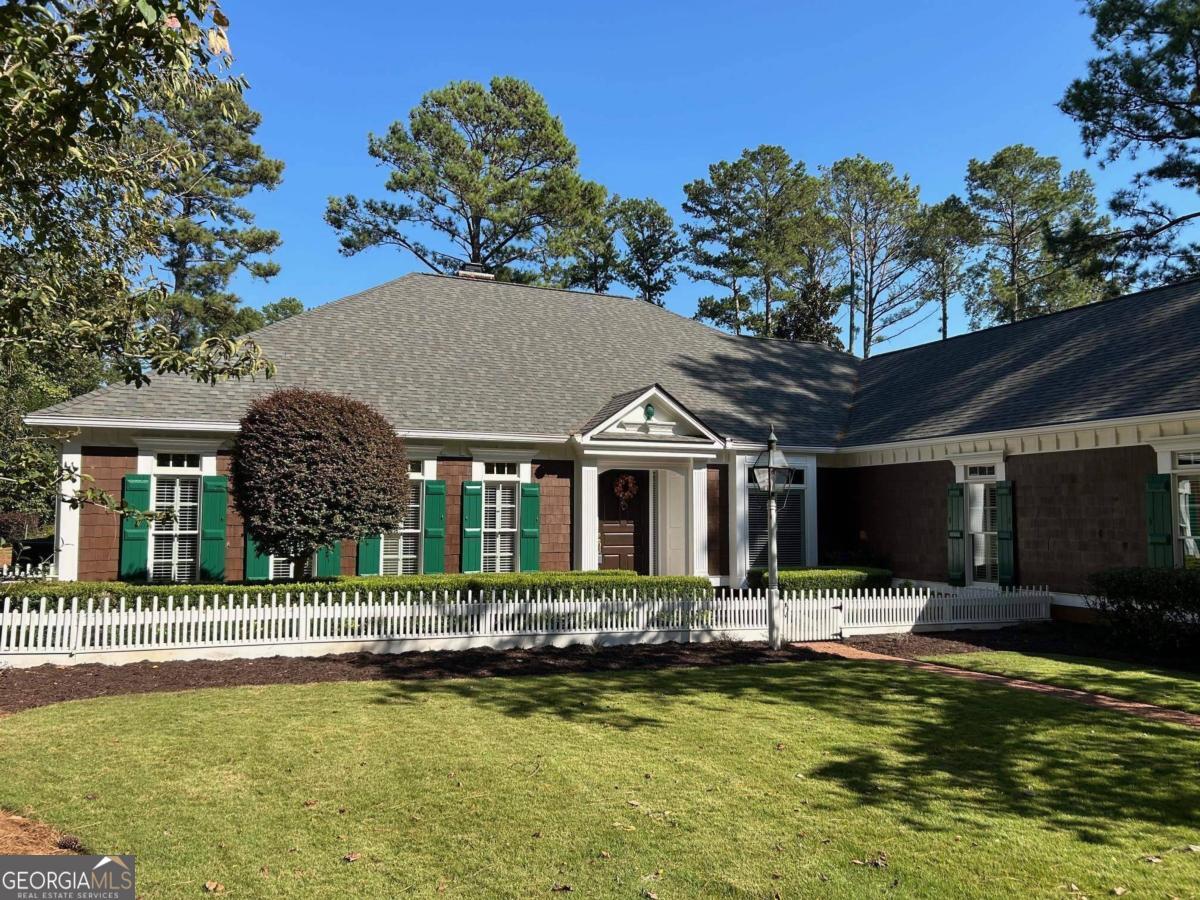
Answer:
(598, 469, 649, 574)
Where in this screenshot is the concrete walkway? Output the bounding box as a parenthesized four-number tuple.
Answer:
(803, 641, 1200, 729)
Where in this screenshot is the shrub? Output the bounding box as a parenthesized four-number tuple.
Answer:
(747, 566, 893, 592)
(2, 572, 714, 605)
(1087, 567, 1200, 653)
(232, 389, 408, 570)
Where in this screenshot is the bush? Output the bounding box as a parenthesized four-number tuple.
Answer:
(747, 566, 892, 592)
(1087, 567, 1200, 653)
(2, 571, 714, 605)
(232, 389, 409, 567)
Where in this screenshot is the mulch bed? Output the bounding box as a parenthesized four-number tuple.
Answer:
(0, 640, 832, 715)
(848, 622, 1200, 672)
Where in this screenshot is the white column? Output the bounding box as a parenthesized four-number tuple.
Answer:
(729, 455, 748, 586)
(55, 440, 82, 582)
(575, 461, 599, 570)
(687, 461, 709, 576)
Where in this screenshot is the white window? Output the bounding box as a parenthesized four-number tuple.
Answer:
(966, 464, 996, 480)
(484, 461, 518, 477)
(482, 482, 518, 572)
(968, 481, 999, 583)
(1176, 474, 1200, 568)
(382, 481, 423, 575)
(748, 469, 806, 569)
(156, 452, 200, 469)
(151, 476, 200, 582)
(268, 555, 314, 581)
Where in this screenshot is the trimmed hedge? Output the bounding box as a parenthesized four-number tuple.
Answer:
(2, 571, 714, 604)
(747, 566, 893, 592)
(1087, 567, 1200, 653)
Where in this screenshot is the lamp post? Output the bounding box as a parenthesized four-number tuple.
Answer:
(752, 427, 791, 649)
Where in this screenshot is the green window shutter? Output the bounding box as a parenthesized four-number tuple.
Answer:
(461, 481, 483, 573)
(423, 480, 446, 574)
(996, 480, 1016, 588)
(244, 531, 270, 582)
(315, 543, 342, 578)
(357, 534, 381, 577)
(198, 475, 228, 582)
(519, 482, 540, 572)
(118, 473, 151, 582)
(946, 482, 966, 587)
(1146, 473, 1174, 568)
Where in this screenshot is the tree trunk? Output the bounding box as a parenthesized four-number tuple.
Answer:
(763, 275, 772, 338)
(941, 277, 949, 341)
(848, 259, 857, 355)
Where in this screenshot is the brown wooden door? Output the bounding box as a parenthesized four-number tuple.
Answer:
(598, 470, 649, 574)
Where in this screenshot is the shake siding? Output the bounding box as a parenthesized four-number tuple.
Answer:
(533, 460, 573, 571)
(818, 460, 956, 581)
(78, 447, 136, 582)
(216, 451, 244, 582)
(437, 458, 474, 573)
(706, 465, 729, 576)
(1008, 446, 1154, 593)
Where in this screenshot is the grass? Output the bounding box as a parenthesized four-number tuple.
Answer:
(921, 650, 1200, 715)
(1, 661, 1198, 898)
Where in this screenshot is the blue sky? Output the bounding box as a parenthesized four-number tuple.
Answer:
(222, 0, 1169, 353)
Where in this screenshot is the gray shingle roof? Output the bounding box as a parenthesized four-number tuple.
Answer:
(33, 274, 857, 447)
(844, 277, 1200, 445)
(31, 274, 1200, 448)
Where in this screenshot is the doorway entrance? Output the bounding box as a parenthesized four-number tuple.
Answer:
(598, 469, 649, 573)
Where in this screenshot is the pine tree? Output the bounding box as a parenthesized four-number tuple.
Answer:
(327, 77, 602, 277)
(964, 144, 1107, 327)
(615, 198, 683, 305)
(134, 82, 285, 347)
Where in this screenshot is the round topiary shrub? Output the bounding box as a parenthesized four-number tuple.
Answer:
(231, 389, 409, 571)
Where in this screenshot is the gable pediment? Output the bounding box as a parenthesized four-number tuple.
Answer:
(581, 385, 721, 445)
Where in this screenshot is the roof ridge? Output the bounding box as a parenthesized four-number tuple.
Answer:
(413, 272, 859, 360)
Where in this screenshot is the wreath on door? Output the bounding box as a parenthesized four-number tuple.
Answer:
(613, 473, 639, 510)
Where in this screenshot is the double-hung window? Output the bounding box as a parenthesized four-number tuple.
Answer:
(482, 462, 519, 573)
(1175, 452, 1200, 568)
(381, 461, 424, 575)
(151, 473, 201, 582)
(967, 478, 999, 584)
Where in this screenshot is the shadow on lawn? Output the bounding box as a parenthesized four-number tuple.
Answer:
(375, 659, 1200, 842)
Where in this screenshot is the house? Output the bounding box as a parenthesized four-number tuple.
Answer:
(25, 271, 1200, 615)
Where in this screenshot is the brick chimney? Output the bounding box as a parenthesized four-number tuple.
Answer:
(456, 262, 495, 281)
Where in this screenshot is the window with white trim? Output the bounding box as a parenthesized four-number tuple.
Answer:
(966, 464, 996, 479)
(151, 475, 200, 582)
(378, 461, 425, 575)
(156, 452, 200, 469)
(268, 555, 314, 581)
(482, 482, 518, 572)
(967, 481, 999, 583)
(1173, 451, 1200, 568)
(484, 461, 518, 477)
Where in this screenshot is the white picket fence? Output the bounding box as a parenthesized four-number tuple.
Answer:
(0, 561, 55, 583)
(0, 586, 1052, 668)
(836, 585, 1054, 636)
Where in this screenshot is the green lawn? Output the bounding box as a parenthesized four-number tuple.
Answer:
(1, 661, 1198, 898)
(921, 650, 1200, 716)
